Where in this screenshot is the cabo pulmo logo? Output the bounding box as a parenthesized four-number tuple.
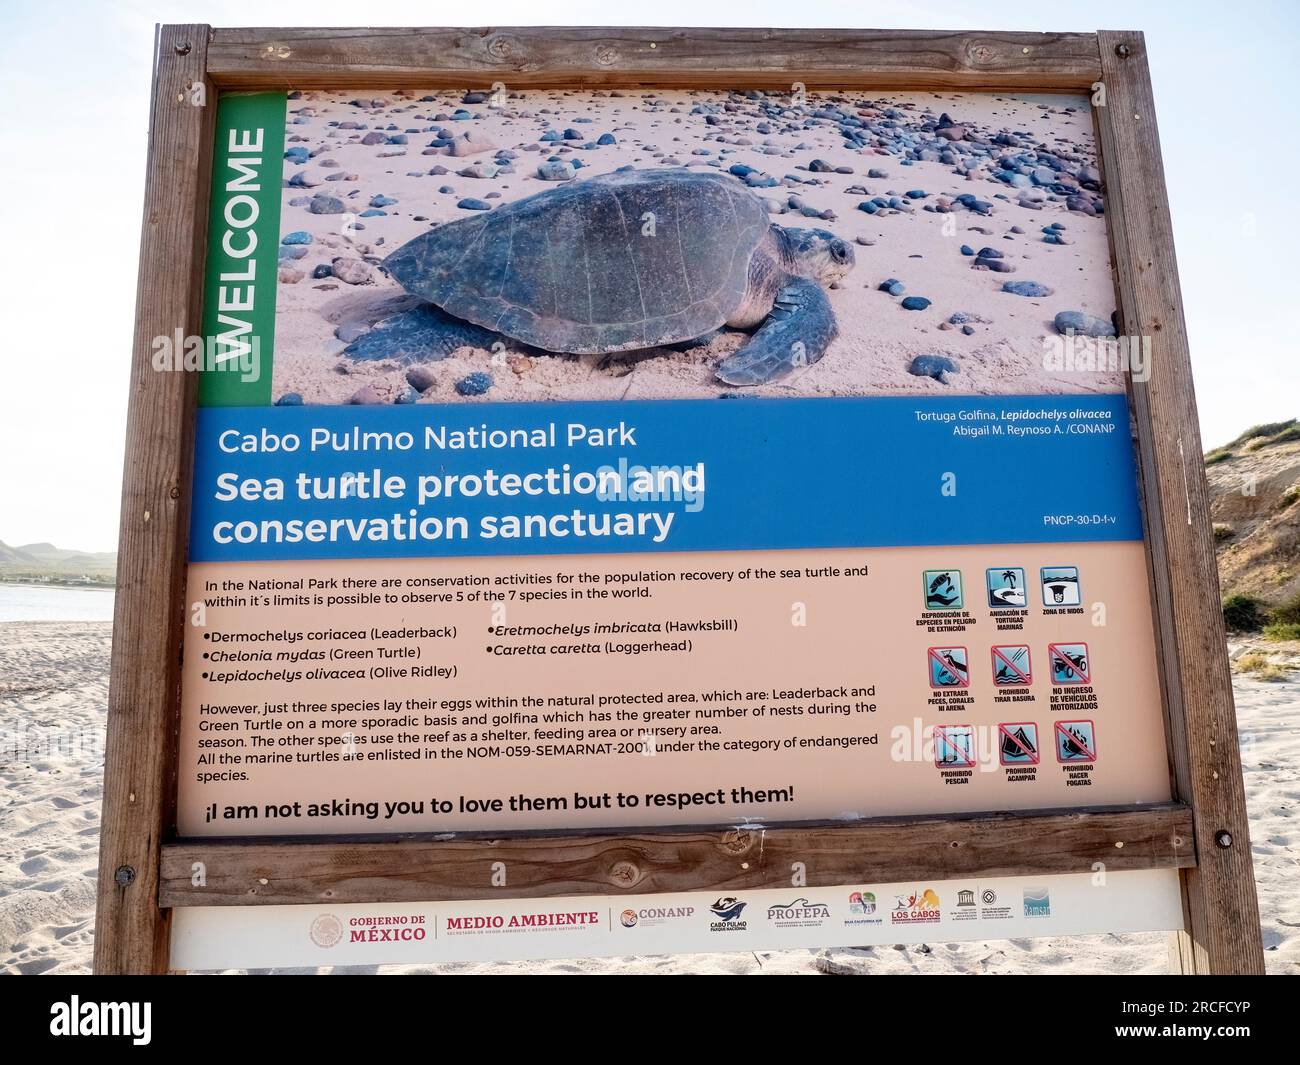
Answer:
(49, 997, 151, 1046)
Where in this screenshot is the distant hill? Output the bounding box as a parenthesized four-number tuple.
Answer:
(1205, 420, 1300, 607)
(0, 542, 40, 565)
(0, 539, 116, 586)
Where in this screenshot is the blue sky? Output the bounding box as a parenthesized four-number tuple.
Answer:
(1, 1, 1296, 551)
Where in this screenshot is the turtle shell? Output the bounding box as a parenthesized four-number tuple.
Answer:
(382, 168, 770, 353)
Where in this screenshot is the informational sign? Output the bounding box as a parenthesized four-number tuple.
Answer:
(177, 85, 1174, 845)
(95, 26, 1263, 975)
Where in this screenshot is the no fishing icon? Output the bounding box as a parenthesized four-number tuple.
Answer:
(928, 646, 969, 688)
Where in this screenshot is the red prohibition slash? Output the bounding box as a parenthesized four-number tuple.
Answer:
(991, 645, 1031, 685)
(927, 646, 969, 688)
(934, 724, 976, 768)
(1054, 720, 1097, 763)
(998, 722, 1039, 765)
(1048, 642, 1090, 684)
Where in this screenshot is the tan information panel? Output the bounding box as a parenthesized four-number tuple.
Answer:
(179, 542, 1168, 836)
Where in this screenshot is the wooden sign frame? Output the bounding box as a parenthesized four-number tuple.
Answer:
(95, 25, 1263, 974)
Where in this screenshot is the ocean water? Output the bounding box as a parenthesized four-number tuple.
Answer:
(0, 584, 115, 622)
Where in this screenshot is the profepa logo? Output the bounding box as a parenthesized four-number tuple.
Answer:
(767, 898, 831, 928)
(50, 997, 151, 1045)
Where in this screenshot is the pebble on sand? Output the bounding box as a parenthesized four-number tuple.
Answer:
(406, 365, 439, 392)
(1054, 310, 1116, 337)
(307, 194, 346, 215)
(331, 258, 374, 285)
(908, 354, 960, 382)
(1002, 281, 1054, 298)
(347, 385, 385, 404)
(455, 371, 493, 396)
(537, 160, 576, 181)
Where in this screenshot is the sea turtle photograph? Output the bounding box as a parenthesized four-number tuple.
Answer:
(343, 168, 856, 387)
(270, 87, 1120, 405)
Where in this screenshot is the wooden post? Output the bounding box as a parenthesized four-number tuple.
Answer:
(1094, 30, 1264, 974)
(93, 23, 213, 974)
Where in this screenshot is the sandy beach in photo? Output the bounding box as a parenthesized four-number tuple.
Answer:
(269, 89, 1119, 406)
(1, 619, 1294, 974)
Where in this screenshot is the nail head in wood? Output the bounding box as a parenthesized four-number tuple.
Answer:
(1115, 42, 1131, 58)
(114, 865, 136, 887)
(174, 41, 192, 56)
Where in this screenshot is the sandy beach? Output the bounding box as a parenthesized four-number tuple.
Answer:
(270, 89, 1120, 406)
(2, 619, 1294, 975)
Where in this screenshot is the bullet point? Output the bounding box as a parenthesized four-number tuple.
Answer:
(201, 672, 209, 679)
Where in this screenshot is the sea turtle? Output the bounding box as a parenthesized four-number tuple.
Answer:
(343, 168, 855, 386)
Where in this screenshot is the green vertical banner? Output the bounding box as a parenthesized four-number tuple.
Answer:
(199, 92, 287, 407)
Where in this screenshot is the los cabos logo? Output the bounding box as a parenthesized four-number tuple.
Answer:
(890, 888, 941, 925)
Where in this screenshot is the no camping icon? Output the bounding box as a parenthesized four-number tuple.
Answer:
(998, 722, 1039, 765)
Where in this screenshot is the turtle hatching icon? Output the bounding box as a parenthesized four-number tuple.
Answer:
(986, 567, 1027, 609)
(923, 569, 964, 610)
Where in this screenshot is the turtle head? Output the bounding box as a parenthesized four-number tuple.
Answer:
(778, 226, 855, 285)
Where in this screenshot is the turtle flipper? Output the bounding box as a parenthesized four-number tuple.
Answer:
(343, 305, 499, 364)
(714, 278, 837, 386)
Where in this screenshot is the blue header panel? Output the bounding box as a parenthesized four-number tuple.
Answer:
(189, 395, 1143, 562)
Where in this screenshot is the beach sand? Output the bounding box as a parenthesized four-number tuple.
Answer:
(271, 89, 1120, 406)
(2, 621, 1294, 975)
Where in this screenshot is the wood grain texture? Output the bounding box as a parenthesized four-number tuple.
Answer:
(93, 24, 214, 974)
(205, 26, 1103, 90)
(1094, 30, 1264, 974)
(159, 804, 1193, 906)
